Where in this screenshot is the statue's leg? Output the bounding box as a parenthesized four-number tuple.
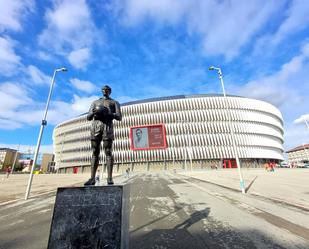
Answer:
(104, 140, 114, 185)
(91, 139, 101, 179)
(84, 139, 101, 186)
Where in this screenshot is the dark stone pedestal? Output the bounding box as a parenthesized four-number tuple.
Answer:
(48, 185, 129, 249)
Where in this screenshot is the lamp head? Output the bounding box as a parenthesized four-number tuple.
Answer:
(56, 67, 68, 72)
(209, 66, 222, 75)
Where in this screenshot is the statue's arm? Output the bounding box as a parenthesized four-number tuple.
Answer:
(113, 101, 122, 121)
(87, 102, 95, 121)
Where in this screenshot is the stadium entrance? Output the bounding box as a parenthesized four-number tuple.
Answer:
(223, 159, 237, 168)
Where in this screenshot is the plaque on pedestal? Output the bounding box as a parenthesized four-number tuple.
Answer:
(48, 185, 129, 249)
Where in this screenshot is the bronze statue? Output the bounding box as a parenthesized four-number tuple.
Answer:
(84, 85, 122, 186)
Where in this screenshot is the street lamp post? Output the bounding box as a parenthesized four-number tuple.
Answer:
(209, 66, 246, 193)
(25, 67, 67, 200)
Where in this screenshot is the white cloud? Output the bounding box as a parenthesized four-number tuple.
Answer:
(0, 0, 34, 32)
(294, 114, 309, 125)
(234, 42, 309, 109)
(0, 82, 33, 114)
(0, 119, 22, 129)
(0, 36, 21, 76)
(39, 0, 95, 51)
(234, 80, 290, 108)
(0, 82, 35, 129)
(26, 65, 52, 85)
(122, 0, 188, 25)
(230, 42, 309, 150)
(68, 48, 91, 69)
(0, 80, 99, 129)
(42, 100, 75, 125)
(70, 95, 98, 114)
(38, 0, 99, 68)
(188, 1, 278, 60)
(0, 100, 76, 128)
(70, 78, 97, 93)
(37, 51, 55, 62)
(272, 0, 309, 45)
(37, 95, 97, 124)
(116, 0, 279, 60)
(253, 1, 309, 57)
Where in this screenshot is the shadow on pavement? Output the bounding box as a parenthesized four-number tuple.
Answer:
(174, 208, 210, 229)
(245, 176, 258, 193)
(131, 208, 211, 249)
(131, 227, 289, 249)
(131, 203, 206, 234)
(130, 207, 294, 249)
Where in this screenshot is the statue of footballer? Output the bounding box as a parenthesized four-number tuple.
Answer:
(84, 85, 122, 186)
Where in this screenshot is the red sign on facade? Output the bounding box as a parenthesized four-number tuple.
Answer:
(130, 124, 167, 150)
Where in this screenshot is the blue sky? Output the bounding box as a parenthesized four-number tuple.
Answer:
(0, 0, 308, 154)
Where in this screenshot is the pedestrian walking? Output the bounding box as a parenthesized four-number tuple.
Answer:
(125, 168, 130, 178)
(95, 171, 100, 186)
(264, 162, 269, 171)
(269, 162, 275, 172)
(6, 166, 12, 178)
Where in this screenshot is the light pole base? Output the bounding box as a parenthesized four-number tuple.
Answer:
(240, 180, 246, 194)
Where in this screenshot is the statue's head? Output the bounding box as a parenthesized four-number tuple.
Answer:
(102, 85, 111, 97)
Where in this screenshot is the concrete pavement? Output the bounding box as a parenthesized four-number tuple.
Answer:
(178, 168, 309, 210)
(0, 171, 308, 249)
(0, 172, 122, 204)
(1, 168, 308, 210)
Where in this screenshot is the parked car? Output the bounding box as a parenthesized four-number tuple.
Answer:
(279, 161, 289, 168)
(303, 163, 309, 168)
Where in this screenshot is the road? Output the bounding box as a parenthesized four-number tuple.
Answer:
(0, 172, 308, 249)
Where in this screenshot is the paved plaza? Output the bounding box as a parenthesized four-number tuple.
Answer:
(179, 168, 309, 210)
(1, 168, 308, 209)
(0, 172, 122, 204)
(0, 170, 308, 249)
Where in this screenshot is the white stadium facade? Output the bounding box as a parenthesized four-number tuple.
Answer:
(53, 94, 284, 173)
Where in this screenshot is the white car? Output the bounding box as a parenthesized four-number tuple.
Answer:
(279, 162, 289, 168)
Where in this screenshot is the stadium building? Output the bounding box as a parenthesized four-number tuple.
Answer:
(53, 94, 284, 173)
